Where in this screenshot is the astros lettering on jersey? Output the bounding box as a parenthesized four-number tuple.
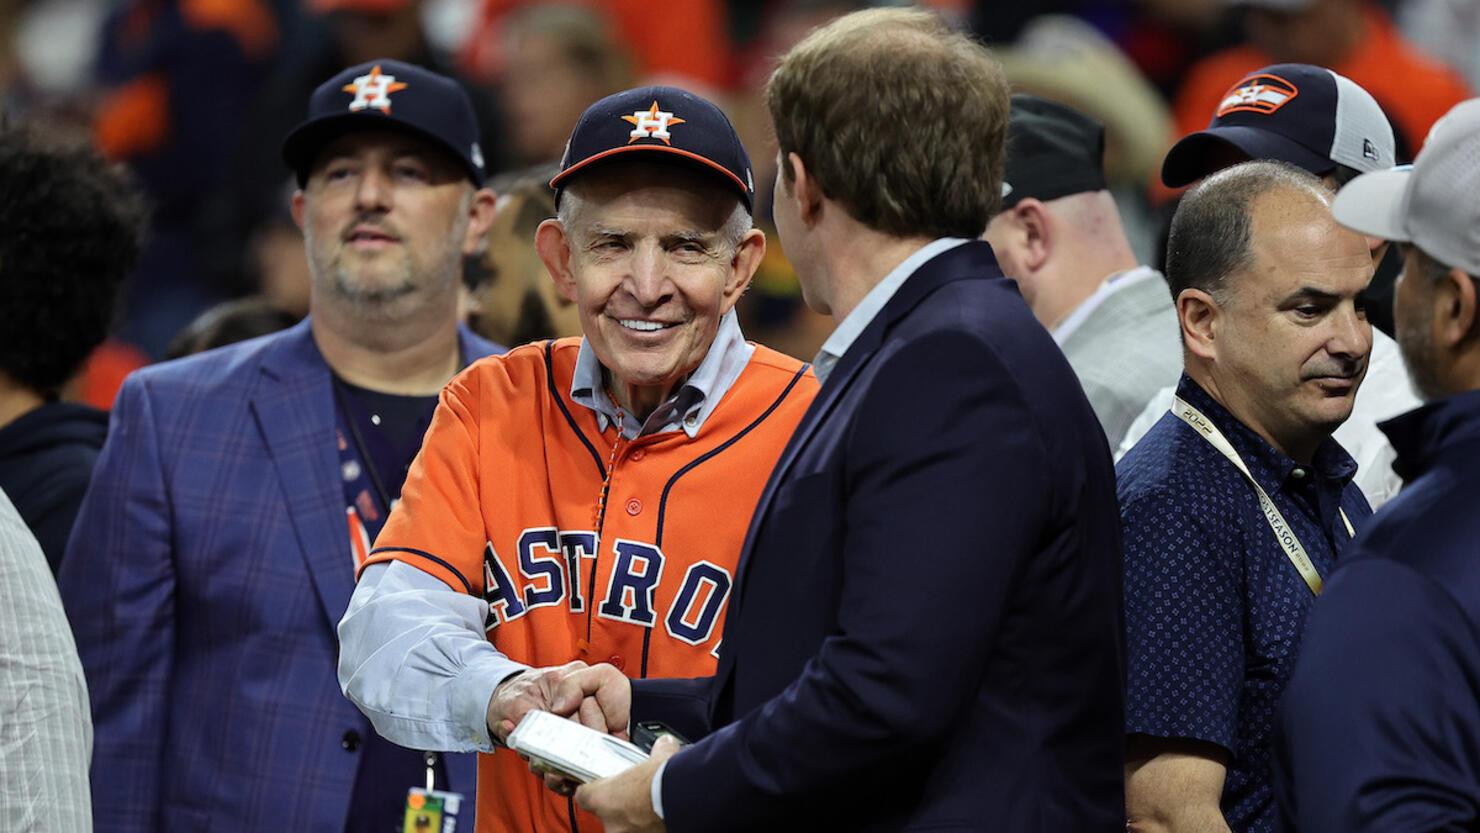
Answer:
(361, 337, 817, 832)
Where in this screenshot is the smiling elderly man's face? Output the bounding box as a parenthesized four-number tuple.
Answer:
(536, 161, 763, 418)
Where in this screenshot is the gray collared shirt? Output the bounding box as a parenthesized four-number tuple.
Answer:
(0, 486, 92, 831)
(570, 308, 754, 439)
(812, 238, 970, 385)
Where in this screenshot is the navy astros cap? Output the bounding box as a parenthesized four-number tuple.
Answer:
(1161, 63, 1395, 188)
(282, 59, 485, 187)
(1001, 94, 1107, 208)
(550, 86, 754, 212)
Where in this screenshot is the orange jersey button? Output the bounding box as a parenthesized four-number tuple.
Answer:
(608, 654, 626, 671)
(626, 498, 642, 516)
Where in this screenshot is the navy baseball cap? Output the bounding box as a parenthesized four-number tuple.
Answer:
(550, 86, 754, 212)
(282, 59, 485, 187)
(1161, 63, 1395, 187)
(1001, 95, 1107, 208)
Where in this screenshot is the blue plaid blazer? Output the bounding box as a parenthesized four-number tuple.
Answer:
(60, 318, 499, 832)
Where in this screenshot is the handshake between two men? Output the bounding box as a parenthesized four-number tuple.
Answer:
(490, 661, 675, 833)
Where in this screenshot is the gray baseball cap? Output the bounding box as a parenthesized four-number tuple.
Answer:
(1331, 98, 1480, 276)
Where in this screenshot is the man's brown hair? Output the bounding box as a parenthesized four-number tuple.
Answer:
(765, 7, 1009, 240)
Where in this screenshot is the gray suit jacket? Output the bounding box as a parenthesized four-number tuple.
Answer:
(1056, 267, 1182, 449)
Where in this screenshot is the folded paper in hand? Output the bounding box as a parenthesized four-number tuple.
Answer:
(506, 710, 649, 783)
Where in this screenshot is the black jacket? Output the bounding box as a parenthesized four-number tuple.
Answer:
(0, 401, 108, 573)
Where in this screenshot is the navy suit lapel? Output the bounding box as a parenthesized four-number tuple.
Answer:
(249, 320, 354, 631)
(718, 242, 1000, 679)
(740, 241, 1000, 559)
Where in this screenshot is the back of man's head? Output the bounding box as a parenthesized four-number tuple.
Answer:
(765, 7, 1009, 241)
(1166, 160, 1330, 305)
(986, 95, 1139, 322)
(0, 123, 147, 396)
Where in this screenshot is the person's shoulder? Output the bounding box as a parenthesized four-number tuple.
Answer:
(125, 326, 304, 399)
(1348, 466, 1480, 597)
(914, 272, 1051, 356)
(743, 343, 807, 374)
(1117, 415, 1210, 505)
(455, 338, 559, 387)
(453, 338, 578, 405)
(463, 339, 561, 373)
(742, 344, 817, 388)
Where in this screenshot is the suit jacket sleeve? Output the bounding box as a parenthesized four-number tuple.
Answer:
(1277, 558, 1480, 832)
(662, 330, 1054, 830)
(59, 375, 176, 833)
(631, 676, 715, 744)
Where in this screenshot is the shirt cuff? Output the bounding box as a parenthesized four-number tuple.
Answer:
(451, 645, 529, 750)
(651, 758, 669, 821)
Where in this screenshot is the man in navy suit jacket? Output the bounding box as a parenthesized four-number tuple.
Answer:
(572, 8, 1127, 832)
(60, 60, 503, 832)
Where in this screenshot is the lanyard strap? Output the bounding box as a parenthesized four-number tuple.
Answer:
(1172, 396, 1348, 596)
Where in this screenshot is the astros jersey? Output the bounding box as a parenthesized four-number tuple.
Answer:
(363, 337, 817, 832)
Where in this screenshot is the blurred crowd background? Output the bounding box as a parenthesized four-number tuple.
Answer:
(5, 0, 1472, 407)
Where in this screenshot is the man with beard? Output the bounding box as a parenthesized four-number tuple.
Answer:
(61, 59, 524, 832)
(1118, 161, 1375, 833)
(1276, 97, 1480, 832)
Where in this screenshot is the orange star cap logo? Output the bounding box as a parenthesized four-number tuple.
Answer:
(342, 64, 409, 115)
(622, 102, 685, 145)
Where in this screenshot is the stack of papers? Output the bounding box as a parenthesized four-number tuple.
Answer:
(506, 710, 649, 783)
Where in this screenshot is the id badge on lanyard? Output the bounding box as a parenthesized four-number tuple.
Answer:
(405, 753, 465, 832)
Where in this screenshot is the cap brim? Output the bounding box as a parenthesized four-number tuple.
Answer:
(550, 145, 750, 210)
(1161, 127, 1334, 188)
(1331, 167, 1412, 242)
(282, 112, 483, 186)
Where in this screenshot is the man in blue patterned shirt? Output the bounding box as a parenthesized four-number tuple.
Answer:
(1118, 160, 1374, 833)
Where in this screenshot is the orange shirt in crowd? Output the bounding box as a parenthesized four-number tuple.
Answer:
(1157, 2, 1471, 202)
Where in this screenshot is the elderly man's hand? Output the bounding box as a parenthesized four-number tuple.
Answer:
(575, 734, 682, 833)
(556, 663, 632, 739)
(486, 660, 594, 743)
(532, 663, 633, 795)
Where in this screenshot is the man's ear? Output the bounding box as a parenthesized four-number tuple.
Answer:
(1438, 266, 1480, 350)
(534, 219, 577, 303)
(290, 190, 306, 230)
(784, 152, 823, 227)
(461, 187, 499, 255)
(1014, 199, 1052, 273)
(1177, 287, 1221, 361)
(720, 227, 767, 314)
